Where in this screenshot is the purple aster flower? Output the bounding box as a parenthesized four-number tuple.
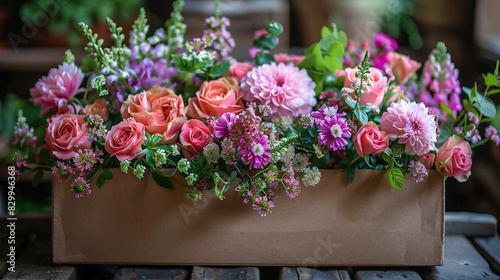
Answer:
(317, 116, 351, 151)
(213, 112, 237, 138)
(239, 135, 272, 169)
(311, 105, 346, 123)
(52, 161, 75, 181)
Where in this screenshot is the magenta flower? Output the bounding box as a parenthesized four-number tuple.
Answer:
(213, 112, 237, 139)
(241, 62, 316, 122)
(239, 135, 272, 169)
(373, 33, 398, 52)
(30, 62, 84, 116)
(380, 100, 437, 156)
(317, 116, 351, 151)
(70, 177, 91, 199)
(311, 105, 346, 123)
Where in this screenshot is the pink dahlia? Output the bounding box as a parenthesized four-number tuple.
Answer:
(241, 62, 316, 122)
(239, 135, 272, 169)
(30, 62, 84, 116)
(380, 100, 437, 156)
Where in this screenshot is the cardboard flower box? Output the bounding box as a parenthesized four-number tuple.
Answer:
(52, 169, 444, 266)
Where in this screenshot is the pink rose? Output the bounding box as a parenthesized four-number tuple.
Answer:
(352, 121, 389, 157)
(273, 53, 305, 66)
(121, 86, 187, 144)
(227, 62, 254, 83)
(387, 52, 421, 84)
(45, 113, 92, 160)
(30, 62, 84, 116)
(435, 135, 472, 182)
(105, 118, 147, 161)
(179, 119, 214, 158)
(83, 99, 109, 121)
(344, 67, 388, 107)
(187, 77, 245, 119)
(419, 153, 435, 169)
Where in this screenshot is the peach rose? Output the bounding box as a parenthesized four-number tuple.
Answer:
(387, 52, 421, 84)
(344, 67, 388, 107)
(121, 86, 187, 144)
(435, 135, 472, 182)
(179, 119, 214, 158)
(45, 113, 92, 160)
(274, 53, 305, 66)
(105, 118, 147, 161)
(352, 121, 389, 157)
(419, 153, 435, 169)
(83, 99, 109, 121)
(187, 77, 245, 119)
(227, 62, 254, 83)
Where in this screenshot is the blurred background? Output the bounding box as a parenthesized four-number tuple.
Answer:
(0, 0, 499, 221)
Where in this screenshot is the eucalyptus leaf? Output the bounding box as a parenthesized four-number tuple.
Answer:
(474, 93, 497, 118)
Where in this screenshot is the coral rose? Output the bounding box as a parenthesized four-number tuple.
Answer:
(227, 62, 254, 83)
(352, 121, 389, 157)
(105, 118, 147, 161)
(187, 77, 245, 119)
(121, 86, 187, 144)
(83, 99, 109, 121)
(179, 119, 214, 158)
(344, 67, 387, 107)
(387, 52, 421, 84)
(45, 113, 92, 160)
(435, 135, 472, 182)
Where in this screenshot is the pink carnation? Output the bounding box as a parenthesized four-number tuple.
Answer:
(380, 100, 437, 156)
(30, 62, 84, 116)
(241, 62, 316, 122)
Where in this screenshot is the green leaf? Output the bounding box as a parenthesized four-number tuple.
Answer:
(437, 117, 454, 147)
(387, 167, 404, 189)
(355, 109, 368, 124)
(485, 73, 500, 87)
(136, 148, 148, 156)
(255, 52, 275, 66)
(151, 169, 175, 190)
(264, 21, 283, 36)
(487, 89, 500, 95)
(146, 150, 155, 166)
(253, 34, 277, 50)
(337, 31, 348, 47)
(101, 170, 113, 180)
(345, 96, 356, 109)
(474, 93, 497, 118)
(33, 171, 44, 188)
(96, 174, 106, 189)
(347, 168, 355, 183)
(327, 41, 344, 58)
(324, 55, 342, 73)
(38, 148, 51, 164)
(209, 59, 231, 78)
(494, 61, 499, 77)
(439, 102, 456, 120)
(463, 100, 479, 117)
(321, 26, 331, 38)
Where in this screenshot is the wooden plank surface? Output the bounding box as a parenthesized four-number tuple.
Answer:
(355, 269, 421, 280)
(113, 267, 190, 280)
(1, 235, 76, 280)
(191, 266, 259, 280)
(280, 267, 351, 280)
(418, 235, 499, 280)
(473, 235, 500, 275)
(445, 212, 497, 237)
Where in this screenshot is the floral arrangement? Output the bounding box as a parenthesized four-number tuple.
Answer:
(12, 0, 500, 216)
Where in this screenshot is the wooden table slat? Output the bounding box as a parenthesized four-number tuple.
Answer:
(191, 266, 259, 280)
(280, 267, 351, 280)
(1, 236, 76, 280)
(113, 267, 191, 280)
(472, 235, 500, 275)
(418, 235, 499, 280)
(445, 212, 497, 237)
(355, 269, 422, 280)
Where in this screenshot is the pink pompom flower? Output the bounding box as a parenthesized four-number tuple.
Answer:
(380, 100, 437, 156)
(241, 62, 316, 122)
(30, 62, 84, 116)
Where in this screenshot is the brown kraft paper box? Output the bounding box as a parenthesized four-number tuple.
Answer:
(52, 169, 444, 266)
